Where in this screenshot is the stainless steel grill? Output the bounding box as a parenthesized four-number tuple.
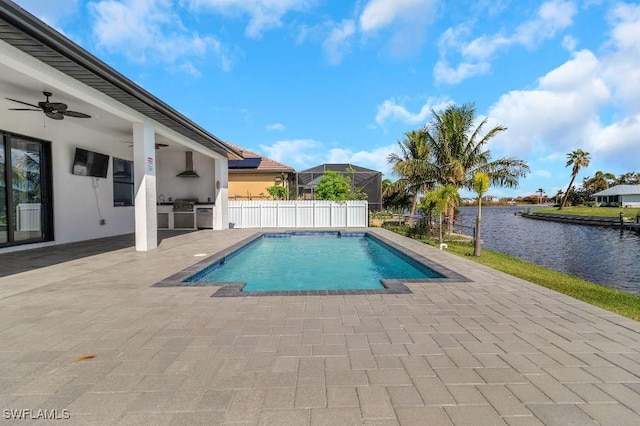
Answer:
(172, 198, 196, 212)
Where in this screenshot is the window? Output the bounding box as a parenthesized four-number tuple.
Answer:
(113, 157, 134, 206)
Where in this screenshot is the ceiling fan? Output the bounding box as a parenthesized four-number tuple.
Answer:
(5, 91, 91, 120)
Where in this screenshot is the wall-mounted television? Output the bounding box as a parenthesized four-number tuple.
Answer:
(72, 147, 110, 178)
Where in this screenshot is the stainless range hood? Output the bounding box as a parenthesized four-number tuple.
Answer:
(176, 151, 200, 178)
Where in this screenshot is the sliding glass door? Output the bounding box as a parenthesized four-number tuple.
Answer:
(0, 131, 53, 247)
(0, 134, 7, 244)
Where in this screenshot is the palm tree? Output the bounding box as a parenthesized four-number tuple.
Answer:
(387, 130, 435, 224)
(423, 103, 529, 233)
(473, 173, 489, 257)
(559, 149, 590, 210)
(537, 188, 545, 204)
(422, 185, 459, 243)
(583, 171, 615, 193)
(554, 189, 563, 205)
(382, 178, 412, 213)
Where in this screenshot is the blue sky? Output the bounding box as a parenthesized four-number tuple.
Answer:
(14, 0, 640, 198)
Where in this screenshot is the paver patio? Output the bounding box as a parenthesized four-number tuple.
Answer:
(1, 228, 639, 425)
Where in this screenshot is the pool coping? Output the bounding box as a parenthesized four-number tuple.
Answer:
(152, 230, 471, 297)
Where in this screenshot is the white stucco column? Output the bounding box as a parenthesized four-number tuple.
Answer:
(214, 157, 229, 230)
(133, 121, 158, 251)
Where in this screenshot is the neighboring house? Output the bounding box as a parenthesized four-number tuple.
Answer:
(225, 143, 295, 200)
(296, 163, 382, 211)
(0, 4, 241, 252)
(592, 185, 640, 207)
(483, 196, 500, 203)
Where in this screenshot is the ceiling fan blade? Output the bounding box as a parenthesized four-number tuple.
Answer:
(62, 110, 91, 118)
(5, 97, 40, 108)
(8, 108, 41, 111)
(46, 112, 64, 120)
(48, 102, 68, 112)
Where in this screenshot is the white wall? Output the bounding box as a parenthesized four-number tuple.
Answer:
(156, 151, 216, 203)
(1, 120, 135, 246)
(52, 126, 135, 244)
(622, 195, 640, 208)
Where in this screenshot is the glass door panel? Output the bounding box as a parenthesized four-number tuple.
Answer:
(0, 134, 7, 244)
(11, 138, 44, 242)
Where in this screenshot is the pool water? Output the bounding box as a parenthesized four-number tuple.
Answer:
(186, 233, 442, 291)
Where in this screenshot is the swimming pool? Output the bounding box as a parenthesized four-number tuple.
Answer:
(154, 230, 469, 296)
(186, 232, 442, 291)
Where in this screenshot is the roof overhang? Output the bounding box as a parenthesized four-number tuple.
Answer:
(0, 2, 242, 160)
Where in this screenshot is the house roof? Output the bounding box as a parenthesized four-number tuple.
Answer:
(592, 185, 640, 197)
(224, 142, 294, 173)
(298, 163, 380, 174)
(0, 3, 242, 160)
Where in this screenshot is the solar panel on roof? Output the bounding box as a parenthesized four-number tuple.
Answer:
(228, 158, 262, 168)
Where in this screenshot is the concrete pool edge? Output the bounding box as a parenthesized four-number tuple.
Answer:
(152, 229, 471, 297)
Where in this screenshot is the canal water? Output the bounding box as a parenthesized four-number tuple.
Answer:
(456, 206, 640, 295)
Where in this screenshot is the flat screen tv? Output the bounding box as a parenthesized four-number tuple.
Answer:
(72, 147, 110, 178)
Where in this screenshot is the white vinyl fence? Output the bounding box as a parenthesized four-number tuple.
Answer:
(228, 200, 368, 229)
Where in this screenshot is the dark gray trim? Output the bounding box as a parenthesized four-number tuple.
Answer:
(0, 2, 243, 160)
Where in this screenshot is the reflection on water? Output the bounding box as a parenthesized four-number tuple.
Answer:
(457, 206, 640, 295)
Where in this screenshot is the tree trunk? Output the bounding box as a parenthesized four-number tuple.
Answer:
(447, 204, 455, 236)
(408, 192, 418, 225)
(473, 198, 482, 256)
(559, 174, 577, 210)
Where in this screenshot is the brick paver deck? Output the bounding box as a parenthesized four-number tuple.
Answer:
(1, 228, 639, 425)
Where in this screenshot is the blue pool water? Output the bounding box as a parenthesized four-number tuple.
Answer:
(186, 233, 442, 291)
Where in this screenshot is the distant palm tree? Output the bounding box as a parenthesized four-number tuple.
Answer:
(423, 103, 529, 233)
(560, 149, 590, 210)
(554, 189, 563, 205)
(537, 188, 545, 204)
(387, 130, 435, 223)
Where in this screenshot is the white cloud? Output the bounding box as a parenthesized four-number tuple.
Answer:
(562, 35, 578, 51)
(187, 0, 312, 38)
(359, 0, 435, 33)
(433, 60, 490, 85)
(258, 139, 400, 176)
(259, 139, 320, 169)
(375, 97, 451, 127)
(485, 3, 640, 177)
(488, 49, 610, 158)
(435, 0, 578, 84)
(327, 144, 399, 177)
(534, 170, 552, 178)
(358, 0, 437, 58)
(177, 61, 201, 78)
(266, 123, 286, 131)
(14, 0, 81, 26)
(322, 20, 355, 65)
(89, 0, 229, 73)
(601, 3, 640, 113)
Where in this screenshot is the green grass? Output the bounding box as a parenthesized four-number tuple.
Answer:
(534, 206, 640, 218)
(416, 236, 640, 321)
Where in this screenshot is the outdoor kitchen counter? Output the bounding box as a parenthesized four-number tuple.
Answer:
(157, 204, 215, 230)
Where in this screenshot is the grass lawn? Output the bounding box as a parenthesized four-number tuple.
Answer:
(533, 206, 640, 218)
(411, 235, 640, 321)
